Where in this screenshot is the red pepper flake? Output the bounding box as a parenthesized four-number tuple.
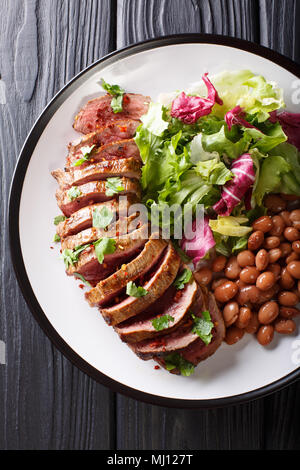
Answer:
(154, 365, 160, 370)
(116, 231, 119, 237)
(50, 246, 54, 250)
(120, 126, 127, 132)
(79, 284, 85, 289)
(123, 95, 130, 103)
(174, 290, 183, 303)
(125, 272, 128, 276)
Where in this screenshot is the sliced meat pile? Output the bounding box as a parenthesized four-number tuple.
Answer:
(52, 87, 225, 375)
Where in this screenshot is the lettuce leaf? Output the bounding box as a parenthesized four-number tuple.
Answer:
(195, 158, 233, 185)
(254, 155, 291, 205)
(140, 102, 169, 136)
(201, 125, 251, 159)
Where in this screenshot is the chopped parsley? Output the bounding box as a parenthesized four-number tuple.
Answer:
(74, 273, 92, 288)
(72, 145, 95, 167)
(191, 311, 214, 346)
(93, 206, 113, 229)
(105, 177, 125, 197)
(94, 238, 116, 264)
(53, 233, 61, 243)
(174, 268, 192, 290)
(164, 352, 195, 376)
(151, 315, 174, 332)
(54, 215, 67, 225)
(67, 186, 82, 201)
(101, 78, 125, 113)
(126, 281, 148, 298)
(61, 243, 90, 268)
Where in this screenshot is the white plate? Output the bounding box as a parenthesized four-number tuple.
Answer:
(9, 35, 300, 407)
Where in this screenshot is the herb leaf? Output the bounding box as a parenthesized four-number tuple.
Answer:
(53, 233, 61, 243)
(152, 315, 174, 332)
(126, 281, 148, 298)
(105, 177, 125, 196)
(101, 79, 125, 113)
(192, 311, 214, 346)
(94, 238, 116, 264)
(67, 186, 82, 201)
(72, 145, 95, 167)
(74, 273, 92, 288)
(54, 215, 67, 225)
(61, 244, 90, 268)
(164, 352, 195, 376)
(174, 268, 192, 290)
(93, 206, 113, 229)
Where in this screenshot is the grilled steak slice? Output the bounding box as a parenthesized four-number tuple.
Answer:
(155, 292, 226, 374)
(67, 120, 140, 162)
(86, 236, 167, 307)
(56, 196, 137, 238)
(61, 213, 139, 250)
(66, 224, 149, 283)
(130, 287, 206, 360)
(52, 158, 141, 190)
(115, 279, 198, 343)
(100, 243, 181, 326)
(73, 93, 150, 134)
(56, 178, 141, 217)
(67, 139, 141, 167)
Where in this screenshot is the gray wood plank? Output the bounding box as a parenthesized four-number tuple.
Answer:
(115, 0, 264, 451)
(0, 0, 116, 450)
(259, 0, 300, 63)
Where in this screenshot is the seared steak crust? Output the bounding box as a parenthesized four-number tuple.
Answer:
(100, 243, 181, 326)
(73, 93, 150, 134)
(86, 236, 167, 307)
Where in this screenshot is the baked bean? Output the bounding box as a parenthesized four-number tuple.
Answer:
(254, 285, 278, 305)
(212, 278, 227, 291)
(245, 312, 260, 334)
(252, 216, 273, 233)
(255, 249, 269, 271)
(225, 326, 245, 345)
(264, 236, 281, 250)
(280, 267, 295, 290)
(292, 240, 300, 254)
(269, 215, 286, 236)
(280, 211, 292, 226)
(236, 285, 260, 305)
(284, 226, 300, 242)
(240, 267, 260, 284)
(286, 199, 300, 212)
(214, 281, 238, 303)
(290, 209, 300, 224)
(256, 271, 276, 291)
(236, 279, 247, 290)
(212, 255, 227, 273)
(278, 291, 299, 307)
(257, 325, 274, 346)
(264, 194, 286, 213)
(279, 242, 292, 257)
(274, 319, 296, 335)
(223, 302, 239, 327)
(287, 260, 300, 279)
(279, 307, 300, 319)
(258, 301, 279, 324)
(268, 248, 282, 263)
(298, 279, 300, 294)
(235, 307, 252, 329)
(268, 263, 281, 280)
(237, 250, 255, 268)
(248, 231, 264, 251)
(225, 256, 241, 280)
(194, 268, 213, 286)
(286, 252, 299, 264)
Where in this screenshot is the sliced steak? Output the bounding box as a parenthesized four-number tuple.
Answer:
(73, 93, 150, 134)
(115, 278, 198, 343)
(155, 292, 226, 374)
(100, 243, 181, 326)
(130, 288, 206, 360)
(67, 139, 141, 167)
(66, 224, 149, 283)
(56, 196, 137, 238)
(67, 119, 140, 162)
(52, 158, 141, 190)
(61, 213, 139, 250)
(86, 236, 167, 307)
(56, 178, 141, 217)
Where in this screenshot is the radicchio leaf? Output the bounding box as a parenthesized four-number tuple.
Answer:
(180, 216, 215, 268)
(171, 74, 223, 124)
(225, 105, 257, 131)
(213, 154, 255, 216)
(270, 111, 300, 151)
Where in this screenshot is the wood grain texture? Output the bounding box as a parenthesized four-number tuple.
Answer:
(0, 0, 116, 450)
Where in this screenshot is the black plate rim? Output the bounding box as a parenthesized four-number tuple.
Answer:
(9, 33, 300, 409)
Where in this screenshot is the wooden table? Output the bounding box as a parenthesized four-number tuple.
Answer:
(1, 0, 300, 450)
